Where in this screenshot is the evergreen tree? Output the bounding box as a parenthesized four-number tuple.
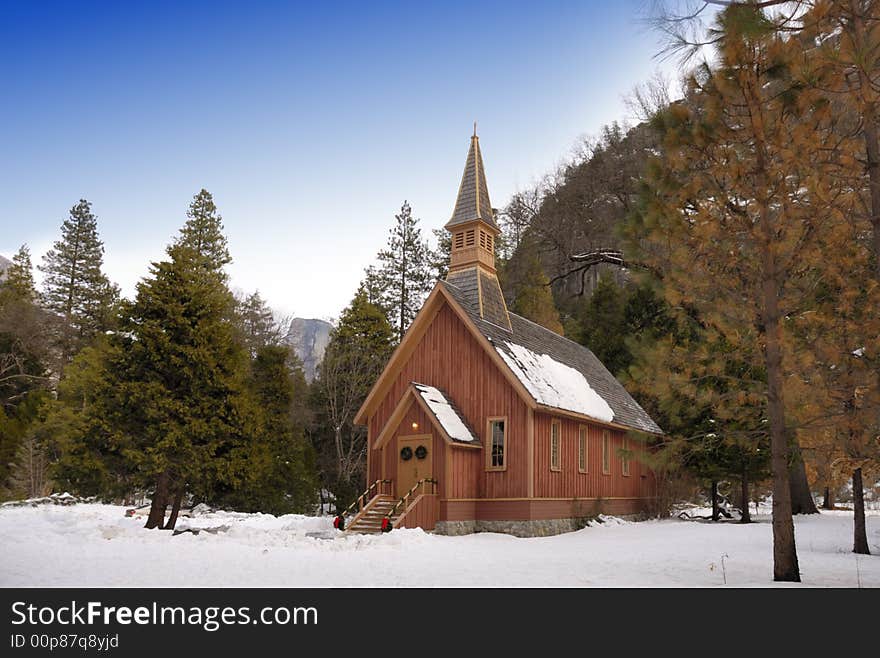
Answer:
(360, 265, 386, 310)
(7, 427, 51, 500)
(374, 201, 433, 341)
(109, 243, 251, 529)
(175, 189, 231, 274)
(235, 290, 285, 357)
(219, 345, 318, 514)
(578, 274, 630, 373)
(628, 4, 847, 581)
(45, 340, 128, 499)
(0, 391, 50, 500)
(511, 251, 564, 335)
(790, 240, 880, 554)
(39, 199, 118, 359)
(0, 245, 51, 413)
(3, 245, 36, 302)
(430, 228, 451, 281)
(312, 287, 394, 506)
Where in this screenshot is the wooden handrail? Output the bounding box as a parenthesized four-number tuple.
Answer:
(383, 478, 437, 525)
(338, 479, 392, 520)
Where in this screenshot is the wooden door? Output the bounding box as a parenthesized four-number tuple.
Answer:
(397, 435, 433, 498)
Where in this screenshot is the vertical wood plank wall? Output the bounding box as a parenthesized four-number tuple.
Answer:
(533, 412, 653, 500)
(368, 302, 529, 499)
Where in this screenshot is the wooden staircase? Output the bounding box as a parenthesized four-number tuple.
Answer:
(345, 495, 400, 534)
(338, 478, 438, 534)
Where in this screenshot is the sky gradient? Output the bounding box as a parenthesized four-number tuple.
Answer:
(0, 0, 676, 321)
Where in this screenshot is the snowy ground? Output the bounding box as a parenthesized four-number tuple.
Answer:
(1, 503, 878, 587)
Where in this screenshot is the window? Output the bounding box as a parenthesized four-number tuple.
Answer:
(465, 229, 475, 246)
(550, 421, 561, 471)
(454, 232, 464, 249)
(479, 230, 488, 249)
(602, 430, 611, 474)
(578, 426, 588, 474)
(621, 436, 631, 476)
(487, 418, 506, 471)
(486, 234, 494, 252)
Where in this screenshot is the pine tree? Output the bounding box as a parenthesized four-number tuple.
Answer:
(45, 340, 128, 499)
(360, 265, 386, 310)
(175, 189, 232, 274)
(236, 290, 284, 357)
(511, 251, 564, 335)
(313, 287, 394, 506)
(39, 199, 118, 359)
(112, 243, 250, 529)
(578, 274, 629, 373)
(790, 236, 880, 554)
(219, 345, 318, 514)
(430, 228, 451, 281)
(374, 201, 433, 341)
(2, 245, 36, 302)
(628, 4, 849, 581)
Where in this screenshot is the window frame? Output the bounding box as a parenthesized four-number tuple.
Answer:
(550, 420, 561, 472)
(486, 416, 508, 472)
(602, 430, 611, 475)
(578, 425, 588, 474)
(621, 436, 631, 477)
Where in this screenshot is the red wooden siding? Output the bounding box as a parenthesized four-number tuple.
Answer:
(396, 494, 439, 530)
(533, 412, 653, 500)
(447, 446, 481, 499)
(368, 301, 530, 501)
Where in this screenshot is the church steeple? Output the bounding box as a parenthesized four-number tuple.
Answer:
(446, 130, 501, 275)
(444, 131, 511, 330)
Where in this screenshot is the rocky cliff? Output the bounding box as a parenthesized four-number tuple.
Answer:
(0, 254, 11, 281)
(285, 317, 333, 382)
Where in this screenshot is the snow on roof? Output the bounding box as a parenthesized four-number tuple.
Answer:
(496, 341, 615, 423)
(414, 383, 477, 443)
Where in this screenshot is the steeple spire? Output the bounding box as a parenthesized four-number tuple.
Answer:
(445, 130, 499, 232)
(444, 131, 511, 330)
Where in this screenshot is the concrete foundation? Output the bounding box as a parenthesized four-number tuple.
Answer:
(433, 514, 648, 538)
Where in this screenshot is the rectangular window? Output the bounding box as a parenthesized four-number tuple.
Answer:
(578, 426, 588, 474)
(486, 234, 494, 252)
(465, 229, 476, 246)
(622, 436, 631, 476)
(454, 232, 464, 249)
(487, 418, 506, 471)
(602, 430, 611, 475)
(550, 421, 561, 471)
(479, 230, 487, 249)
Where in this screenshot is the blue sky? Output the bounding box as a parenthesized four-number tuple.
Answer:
(0, 0, 676, 321)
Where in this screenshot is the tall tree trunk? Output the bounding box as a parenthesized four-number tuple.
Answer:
(822, 486, 834, 510)
(853, 468, 870, 555)
(163, 487, 184, 531)
(789, 446, 819, 515)
(762, 264, 800, 581)
(711, 480, 719, 522)
(144, 470, 170, 529)
(740, 468, 751, 524)
(747, 67, 800, 580)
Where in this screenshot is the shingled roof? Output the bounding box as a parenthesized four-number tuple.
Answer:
(440, 279, 662, 435)
(445, 133, 499, 231)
